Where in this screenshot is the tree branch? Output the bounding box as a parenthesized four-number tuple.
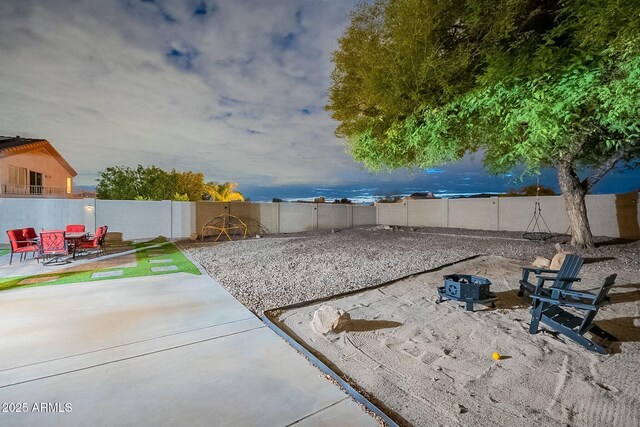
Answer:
(582, 147, 629, 191)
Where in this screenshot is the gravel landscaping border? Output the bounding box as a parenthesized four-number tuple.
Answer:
(180, 226, 639, 314)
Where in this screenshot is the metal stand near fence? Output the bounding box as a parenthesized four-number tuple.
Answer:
(522, 177, 554, 241)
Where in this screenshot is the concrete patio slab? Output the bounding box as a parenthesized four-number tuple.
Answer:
(149, 258, 172, 264)
(150, 265, 178, 272)
(0, 317, 263, 387)
(293, 398, 373, 427)
(90, 269, 123, 279)
(0, 274, 255, 371)
(0, 273, 376, 426)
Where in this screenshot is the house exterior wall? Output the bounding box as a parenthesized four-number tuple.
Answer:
(0, 148, 73, 197)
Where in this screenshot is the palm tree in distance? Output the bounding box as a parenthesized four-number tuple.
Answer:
(204, 181, 245, 202)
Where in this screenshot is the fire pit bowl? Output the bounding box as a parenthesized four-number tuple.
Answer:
(437, 274, 496, 312)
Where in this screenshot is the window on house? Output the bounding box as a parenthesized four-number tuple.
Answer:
(8, 165, 27, 186)
(29, 171, 43, 194)
(66, 177, 72, 194)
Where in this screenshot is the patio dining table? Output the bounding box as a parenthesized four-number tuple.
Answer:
(65, 232, 88, 260)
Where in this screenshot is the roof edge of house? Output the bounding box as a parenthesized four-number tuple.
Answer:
(0, 139, 78, 177)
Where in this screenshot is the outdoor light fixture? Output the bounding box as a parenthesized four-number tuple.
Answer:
(84, 204, 96, 227)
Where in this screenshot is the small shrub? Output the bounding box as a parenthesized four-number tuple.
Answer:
(377, 195, 403, 203)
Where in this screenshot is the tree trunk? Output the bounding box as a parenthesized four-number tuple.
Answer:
(556, 162, 595, 249)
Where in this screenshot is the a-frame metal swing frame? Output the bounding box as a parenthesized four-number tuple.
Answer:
(522, 177, 554, 241)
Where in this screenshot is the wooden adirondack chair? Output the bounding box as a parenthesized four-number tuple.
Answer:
(529, 274, 617, 354)
(518, 254, 584, 298)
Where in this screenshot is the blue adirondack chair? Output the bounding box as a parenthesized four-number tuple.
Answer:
(528, 274, 617, 354)
(518, 254, 584, 298)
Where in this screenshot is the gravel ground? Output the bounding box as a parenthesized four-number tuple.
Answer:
(180, 226, 640, 314)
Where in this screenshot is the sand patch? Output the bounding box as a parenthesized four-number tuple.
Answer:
(55, 252, 137, 273)
(18, 276, 59, 285)
(276, 256, 640, 427)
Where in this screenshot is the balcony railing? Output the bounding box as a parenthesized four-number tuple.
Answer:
(2, 185, 66, 196)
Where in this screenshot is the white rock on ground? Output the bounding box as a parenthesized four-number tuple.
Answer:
(311, 305, 351, 335)
(549, 252, 567, 270)
(532, 256, 551, 268)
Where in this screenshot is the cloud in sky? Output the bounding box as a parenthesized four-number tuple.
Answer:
(1, 0, 637, 196)
(0, 0, 374, 186)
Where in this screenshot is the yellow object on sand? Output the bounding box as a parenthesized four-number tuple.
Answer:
(492, 352, 501, 360)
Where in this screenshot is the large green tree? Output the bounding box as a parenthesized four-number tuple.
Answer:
(327, 0, 640, 248)
(173, 170, 206, 201)
(96, 165, 206, 201)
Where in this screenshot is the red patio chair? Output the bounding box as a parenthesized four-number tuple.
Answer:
(81, 225, 105, 240)
(78, 226, 106, 255)
(99, 225, 109, 253)
(6, 229, 40, 265)
(23, 227, 38, 244)
(99, 225, 108, 253)
(22, 227, 40, 261)
(65, 224, 85, 233)
(40, 230, 70, 266)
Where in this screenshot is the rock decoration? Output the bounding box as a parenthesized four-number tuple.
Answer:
(311, 305, 351, 335)
(532, 256, 551, 268)
(550, 243, 573, 270)
(531, 244, 574, 270)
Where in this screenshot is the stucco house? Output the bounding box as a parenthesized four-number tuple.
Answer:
(0, 136, 77, 198)
(405, 191, 436, 200)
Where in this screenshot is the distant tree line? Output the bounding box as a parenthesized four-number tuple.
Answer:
(377, 195, 404, 203)
(333, 198, 352, 204)
(96, 165, 244, 202)
(505, 184, 556, 197)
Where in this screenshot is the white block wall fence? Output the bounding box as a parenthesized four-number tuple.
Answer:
(0, 192, 637, 244)
(373, 193, 640, 239)
(0, 199, 377, 244)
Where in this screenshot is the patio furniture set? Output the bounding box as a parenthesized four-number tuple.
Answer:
(6, 224, 108, 266)
(438, 254, 617, 354)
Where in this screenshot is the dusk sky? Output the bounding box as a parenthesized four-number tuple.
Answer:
(1, 0, 638, 201)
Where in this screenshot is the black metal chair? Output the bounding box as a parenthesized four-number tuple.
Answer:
(529, 274, 617, 354)
(519, 254, 584, 298)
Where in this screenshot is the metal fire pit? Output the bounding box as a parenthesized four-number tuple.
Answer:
(437, 274, 497, 312)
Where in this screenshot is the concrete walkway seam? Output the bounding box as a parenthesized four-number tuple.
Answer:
(1, 325, 265, 389)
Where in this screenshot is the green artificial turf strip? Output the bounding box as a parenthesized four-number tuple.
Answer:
(0, 249, 9, 256)
(0, 242, 200, 292)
